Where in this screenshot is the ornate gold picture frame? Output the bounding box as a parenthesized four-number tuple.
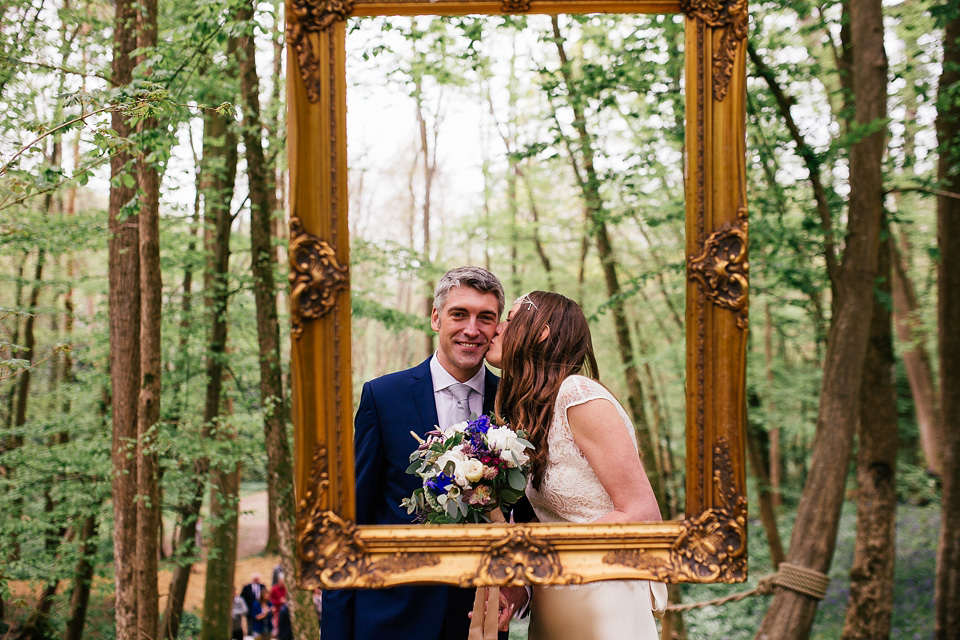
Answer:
(288, 0, 748, 588)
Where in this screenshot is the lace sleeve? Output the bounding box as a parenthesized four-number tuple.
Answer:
(528, 375, 632, 524)
(555, 375, 614, 416)
(554, 375, 638, 450)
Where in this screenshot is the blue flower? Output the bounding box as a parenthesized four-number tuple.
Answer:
(425, 472, 454, 494)
(470, 414, 492, 434)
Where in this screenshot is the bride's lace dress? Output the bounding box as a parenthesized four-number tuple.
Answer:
(526, 375, 667, 640)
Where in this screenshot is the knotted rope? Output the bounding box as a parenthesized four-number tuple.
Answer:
(665, 562, 831, 613)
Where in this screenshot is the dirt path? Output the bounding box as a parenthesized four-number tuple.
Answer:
(236, 490, 270, 559)
(162, 490, 280, 613)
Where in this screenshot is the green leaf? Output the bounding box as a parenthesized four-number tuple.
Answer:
(445, 500, 459, 519)
(508, 468, 526, 491)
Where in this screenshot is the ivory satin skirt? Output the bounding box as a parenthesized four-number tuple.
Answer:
(528, 580, 667, 640)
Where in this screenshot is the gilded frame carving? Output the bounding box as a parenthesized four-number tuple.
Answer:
(288, 0, 748, 588)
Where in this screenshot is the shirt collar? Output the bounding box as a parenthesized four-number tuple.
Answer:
(430, 351, 486, 396)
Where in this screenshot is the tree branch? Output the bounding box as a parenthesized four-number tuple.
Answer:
(886, 185, 960, 201)
(748, 41, 841, 294)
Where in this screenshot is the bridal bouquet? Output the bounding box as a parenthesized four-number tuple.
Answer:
(401, 414, 534, 524)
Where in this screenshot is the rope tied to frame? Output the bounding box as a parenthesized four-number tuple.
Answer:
(664, 562, 831, 613)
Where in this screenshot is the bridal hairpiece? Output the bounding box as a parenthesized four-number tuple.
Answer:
(514, 293, 538, 310)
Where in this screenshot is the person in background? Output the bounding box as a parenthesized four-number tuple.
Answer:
(274, 598, 293, 640)
(240, 573, 266, 634)
(313, 587, 323, 624)
(269, 575, 288, 636)
(250, 589, 269, 639)
(231, 588, 248, 640)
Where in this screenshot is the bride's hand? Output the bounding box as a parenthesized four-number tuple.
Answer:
(498, 585, 529, 630)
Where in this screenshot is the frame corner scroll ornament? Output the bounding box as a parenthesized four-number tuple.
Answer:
(286, 0, 354, 103)
(289, 215, 349, 338)
(680, 0, 748, 101)
(464, 528, 583, 587)
(603, 437, 747, 583)
(687, 206, 748, 330)
(297, 442, 441, 588)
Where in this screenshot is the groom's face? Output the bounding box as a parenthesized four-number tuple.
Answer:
(431, 286, 500, 382)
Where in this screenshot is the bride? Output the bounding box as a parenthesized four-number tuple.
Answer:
(486, 291, 668, 640)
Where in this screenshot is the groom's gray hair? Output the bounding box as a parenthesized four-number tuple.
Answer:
(434, 266, 505, 315)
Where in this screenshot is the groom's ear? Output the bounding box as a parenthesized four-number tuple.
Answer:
(431, 307, 441, 332)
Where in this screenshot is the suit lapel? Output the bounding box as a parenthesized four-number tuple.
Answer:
(410, 358, 439, 436)
(482, 368, 499, 416)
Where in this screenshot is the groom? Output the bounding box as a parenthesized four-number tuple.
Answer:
(322, 266, 512, 640)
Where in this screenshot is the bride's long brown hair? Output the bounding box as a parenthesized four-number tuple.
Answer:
(494, 291, 599, 490)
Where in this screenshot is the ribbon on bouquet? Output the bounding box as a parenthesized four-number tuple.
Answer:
(467, 508, 507, 640)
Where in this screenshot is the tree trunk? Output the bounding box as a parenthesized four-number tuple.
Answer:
(134, 0, 162, 635)
(12, 249, 43, 445)
(235, 5, 317, 636)
(62, 515, 98, 640)
(840, 233, 898, 639)
(235, 0, 283, 563)
(201, 407, 240, 640)
(414, 71, 437, 357)
(549, 16, 660, 500)
(62, 514, 96, 637)
(16, 582, 58, 640)
(2, 251, 27, 431)
(201, 462, 241, 639)
(934, 5, 960, 637)
(748, 42, 840, 294)
(891, 235, 942, 474)
(549, 18, 680, 636)
(746, 417, 786, 568)
(18, 459, 63, 638)
(108, 0, 140, 632)
(62, 184, 96, 640)
(756, 0, 887, 636)
(196, 84, 238, 636)
(764, 303, 782, 505)
(521, 165, 555, 291)
(159, 107, 238, 640)
(483, 52, 553, 290)
(5, 146, 53, 568)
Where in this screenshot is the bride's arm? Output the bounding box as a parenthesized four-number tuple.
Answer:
(567, 398, 662, 523)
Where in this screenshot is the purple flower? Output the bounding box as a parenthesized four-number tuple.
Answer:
(471, 415, 493, 434)
(425, 472, 454, 494)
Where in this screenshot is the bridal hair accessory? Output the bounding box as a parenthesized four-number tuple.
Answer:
(402, 414, 534, 524)
(514, 293, 538, 310)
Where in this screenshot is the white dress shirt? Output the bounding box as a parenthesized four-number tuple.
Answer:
(430, 353, 486, 428)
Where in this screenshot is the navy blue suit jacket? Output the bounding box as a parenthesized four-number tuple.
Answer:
(321, 357, 500, 640)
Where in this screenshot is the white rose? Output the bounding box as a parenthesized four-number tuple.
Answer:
(442, 420, 470, 437)
(457, 459, 485, 485)
(436, 446, 466, 476)
(486, 427, 530, 467)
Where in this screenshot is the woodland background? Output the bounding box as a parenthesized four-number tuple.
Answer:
(1, 0, 959, 638)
